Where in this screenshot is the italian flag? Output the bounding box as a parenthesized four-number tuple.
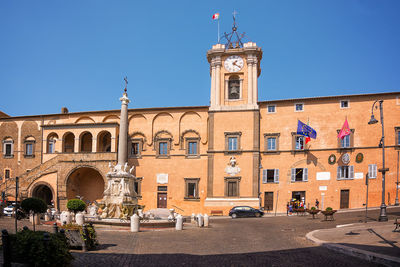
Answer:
(212, 13, 220, 20)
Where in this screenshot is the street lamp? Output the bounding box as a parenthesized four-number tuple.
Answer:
(368, 100, 388, 222)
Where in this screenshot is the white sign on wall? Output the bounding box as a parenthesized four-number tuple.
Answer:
(157, 173, 168, 184)
(354, 172, 363, 179)
(316, 172, 331, 180)
(319, 186, 327, 191)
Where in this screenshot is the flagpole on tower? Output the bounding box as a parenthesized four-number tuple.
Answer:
(212, 13, 220, 43)
(218, 19, 220, 43)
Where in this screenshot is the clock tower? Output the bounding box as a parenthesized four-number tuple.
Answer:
(206, 32, 262, 111)
(205, 20, 263, 208)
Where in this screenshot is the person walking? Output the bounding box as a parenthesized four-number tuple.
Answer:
(315, 199, 320, 209)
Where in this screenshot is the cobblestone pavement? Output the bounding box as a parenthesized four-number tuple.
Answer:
(1, 207, 399, 266)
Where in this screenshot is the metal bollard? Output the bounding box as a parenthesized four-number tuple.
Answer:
(175, 214, 183, 230)
(53, 222, 59, 233)
(2, 229, 11, 267)
(203, 214, 209, 227)
(191, 213, 196, 224)
(130, 214, 140, 232)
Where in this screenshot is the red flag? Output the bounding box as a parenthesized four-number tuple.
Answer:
(338, 119, 351, 139)
(305, 137, 311, 144)
(212, 13, 220, 20)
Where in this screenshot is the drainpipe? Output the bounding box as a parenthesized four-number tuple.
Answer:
(40, 116, 44, 164)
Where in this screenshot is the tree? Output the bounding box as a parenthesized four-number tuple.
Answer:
(21, 198, 47, 231)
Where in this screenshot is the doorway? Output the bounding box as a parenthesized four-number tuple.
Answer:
(264, 192, 273, 211)
(340, 189, 350, 209)
(157, 193, 167, 208)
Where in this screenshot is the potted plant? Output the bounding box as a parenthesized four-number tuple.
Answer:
(306, 206, 320, 219)
(67, 199, 86, 221)
(321, 207, 337, 221)
(21, 197, 47, 231)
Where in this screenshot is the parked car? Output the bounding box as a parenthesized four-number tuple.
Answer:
(3, 205, 15, 216)
(229, 206, 264, 219)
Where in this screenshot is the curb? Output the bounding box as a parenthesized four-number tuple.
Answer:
(306, 229, 400, 267)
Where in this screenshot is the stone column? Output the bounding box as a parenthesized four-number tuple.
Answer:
(210, 60, 216, 108)
(252, 57, 258, 105)
(215, 57, 221, 107)
(117, 91, 130, 167)
(74, 138, 79, 153)
(247, 56, 254, 105)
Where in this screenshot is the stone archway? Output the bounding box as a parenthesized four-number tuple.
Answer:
(32, 183, 54, 206)
(66, 167, 105, 203)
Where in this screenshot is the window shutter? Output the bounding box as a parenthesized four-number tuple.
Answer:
(274, 169, 279, 183)
(291, 168, 295, 182)
(262, 170, 267, 183)
(337, 166, 341, 179)
(368, 164, 372, 178)
(373, 165, 377, 178)
(350, 166, 354, 179)
(303, 168, 308, 181)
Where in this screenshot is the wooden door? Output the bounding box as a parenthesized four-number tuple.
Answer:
(157, 193, 167, 208)
(264, 192, 274, 211)
(340, 190, 349, 209)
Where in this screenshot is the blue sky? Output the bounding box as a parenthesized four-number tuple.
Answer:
(1, 1, 399, 116)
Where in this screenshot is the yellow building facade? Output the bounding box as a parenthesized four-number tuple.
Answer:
(1, 39, 399, 216)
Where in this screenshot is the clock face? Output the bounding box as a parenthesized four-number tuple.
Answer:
(224, 55, 244, 72)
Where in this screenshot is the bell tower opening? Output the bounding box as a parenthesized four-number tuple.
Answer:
(228, 75, 241, 100)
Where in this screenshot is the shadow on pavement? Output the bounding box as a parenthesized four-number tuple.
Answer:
(71, 246, 384, 267)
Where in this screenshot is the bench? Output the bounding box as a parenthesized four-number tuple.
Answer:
(394, 218, 400, 232)
(210, 210, 223, 216)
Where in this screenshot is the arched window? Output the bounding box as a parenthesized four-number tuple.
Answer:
(63, 132, 75, 153)
(24, 136, 36, 157)
(80, 132, 93, 152)
(97, 131, 111, 152)
(228, 75, 240, 100)
(2, 137, 14, 158)
(47, 133, 58, 154)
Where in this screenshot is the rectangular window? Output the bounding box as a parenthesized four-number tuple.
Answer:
(295, 136, 304, 150)
(157, 186, 168, 191)
(4, 169, 10, 179)
(341, 135, 350, 148)
(267, 105, 276, 113)
(295, 103, 304, 112)
(5, 144, 12, 156)
(291, 168, 308, 182)
(340, 100, 349, 108)
(134, 177, 142, 197)
(132, 142, 139, 155)
(337, 166, 354, 179)
(188, 141, 197, 155)
(262, 169, 279, 183)
(25, 143, 33, 156)
(397, 129, 400, 146)
(228, 137, 238, 151)
(368, 164, 377, 179)
(225, 132, 241, 153)
(159, 142, 168, 155)
(267, 137, 276, 151)
(184, 178, 200, 199)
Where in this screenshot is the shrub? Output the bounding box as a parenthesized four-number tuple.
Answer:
(311, 207, 316, 210)
(9, 228, 73, 266)
(326, 207, 333, 211)
(21, 197, 47, 214)
(67, 199, 86, 214)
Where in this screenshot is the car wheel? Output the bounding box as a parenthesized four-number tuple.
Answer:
(231, 213, 237, 219)
(255, 212, 261, 218)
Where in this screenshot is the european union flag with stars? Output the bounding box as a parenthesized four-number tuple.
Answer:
(297, 120, 317, 139)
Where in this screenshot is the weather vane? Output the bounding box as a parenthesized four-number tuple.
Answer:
(220, 10, 249, 49)
(124, 76, 128, 93)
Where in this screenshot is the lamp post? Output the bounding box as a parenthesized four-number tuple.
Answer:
(368, 100, 388, 222)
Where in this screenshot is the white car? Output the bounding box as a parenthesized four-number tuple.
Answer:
(3, 205, 15, 216)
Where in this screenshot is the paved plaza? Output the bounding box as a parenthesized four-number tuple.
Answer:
(0, 207, 399, 266)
